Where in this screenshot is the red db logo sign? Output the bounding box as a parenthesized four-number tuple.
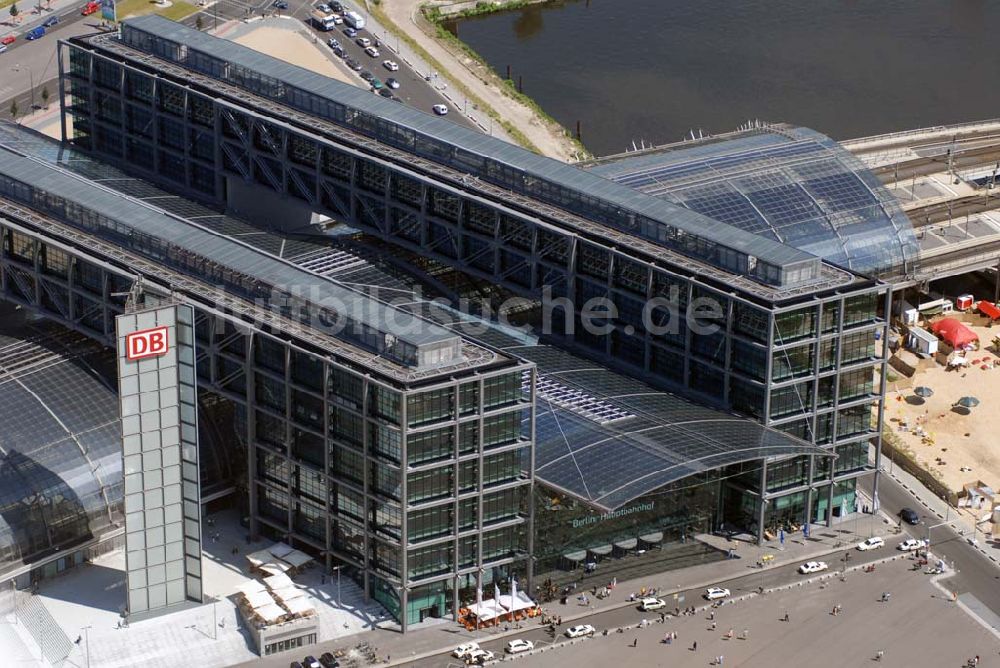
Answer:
(126, 326, 169, 361)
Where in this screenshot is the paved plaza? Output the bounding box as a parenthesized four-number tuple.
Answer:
(407, 556, 1000, 668)
(2, 510, 390, 668)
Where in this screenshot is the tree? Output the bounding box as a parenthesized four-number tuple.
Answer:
(10, 3, 19, 23)
(9, 99, 18, 123)
(195, 15, 203, 31)
(41, 86, 50, 109)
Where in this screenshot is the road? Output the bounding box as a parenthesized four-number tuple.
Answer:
(278, 0, 477, 130)
(0, 0, 479, 131)
(865, 473, 1000, 616)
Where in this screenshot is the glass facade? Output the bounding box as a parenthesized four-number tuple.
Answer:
(532, 477, 724, 591)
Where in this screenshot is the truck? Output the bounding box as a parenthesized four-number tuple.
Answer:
(25, 26, 46, 41)
(310, 9, 338, 30)
(343, 10, 365, 29)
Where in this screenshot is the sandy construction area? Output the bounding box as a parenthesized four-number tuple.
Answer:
(888, 319, 1000, 494)
(229, 20, 358, 87)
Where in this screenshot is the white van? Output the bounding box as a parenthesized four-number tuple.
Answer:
(344, 10, 365, 29)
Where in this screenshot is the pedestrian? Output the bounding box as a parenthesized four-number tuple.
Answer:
(875, 649, 884, 661)
(633, 637, 637, 648)
(673, 631, 677, 640)
(710, 621, 717, 631)
(783, 612, 790, 622)
(692, 640, 698, 651)
(974, 656, 980, 665)
(660, 612, 666, 623)
(742, 628, 749, 640)
(709, 610, 715, 621)
(719, 655, 725, 665)
(666, 634, 672, 645)
(74, 635, 82, 645)
(726, 628, 733, 639)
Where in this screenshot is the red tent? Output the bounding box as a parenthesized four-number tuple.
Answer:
(931, 318, 979, 349)
(978, 301, 1000, 321)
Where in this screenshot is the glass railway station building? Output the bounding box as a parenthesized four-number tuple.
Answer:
(0, 16, 921, 629)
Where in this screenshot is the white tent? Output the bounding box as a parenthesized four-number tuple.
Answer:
(259, 561, 291, 577)
(254, 603, 286, 624)
(268, 542, 295, 559)
(271, 586, 306, 603)
(283, 596, 316, 617)
(263, 572, 295, 590)
(245, 549, 272, 568)
(498, 593, 534, 612)
(281, 549, 313, 569)
(466, 599, 505, 621)
(244, 590, 276, 609)
(236, 579, 267, 597)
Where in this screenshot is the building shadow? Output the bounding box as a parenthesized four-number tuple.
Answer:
(37, 563, 127, 615)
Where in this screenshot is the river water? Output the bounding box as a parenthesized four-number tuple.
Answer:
(447, 0, 1000, 156)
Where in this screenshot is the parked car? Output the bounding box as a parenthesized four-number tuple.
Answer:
(899, 508, 920, 525)
(382, 60, 399, 71)
(898, 538, 927, 551)
(319, 653, 339, 668)
(330, 0, 343, 10)
(432, 104, 448, 115)
(25, 26, 46, 41)
(289, 662, 303, 668)
(273, 0, 289, 9)
(639, 597, 667, 611)
(857, 536, 885, 551)
(565, 624, 596, 638)
(343, 26, 357, 38)
(506, 639, 534, 654)
(370, 77, 383, 89)
(302, 657, 321, 668)
(798, 560, 828, 574)
(385, 77, 400, 89)
(327, 38, 340, 49)
(42, 16, 59, 28)
(359, 70, 374, 82)
(378, 88, 394, 99)
(364, 46, 379, 58)
(332, 46, 345, 57)
(452, 642, 481, 659)
(81, 1, 100, 15)
(345, 58, 362, 71)
(467, 649, 494, 663)
(356, 37, 371, 48)
(0, 44, 6, 54)
(704, 587, 730, 600)
(0, 36, 14, 46)
(315, 2, 331, 12)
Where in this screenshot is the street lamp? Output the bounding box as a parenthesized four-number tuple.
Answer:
(331, 565, 341, 609)
(81, 625, 92, 668)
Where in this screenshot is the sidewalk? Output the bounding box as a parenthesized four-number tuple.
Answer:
(2, 0, 79, 39)
(278, 511, 895, 667)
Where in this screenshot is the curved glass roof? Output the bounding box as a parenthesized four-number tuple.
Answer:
(585, 125, 919, 277)
(0, 309, 123, 578)
(504, 344, 831, 512)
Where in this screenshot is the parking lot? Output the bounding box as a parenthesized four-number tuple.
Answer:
(296, 2, 478, 130)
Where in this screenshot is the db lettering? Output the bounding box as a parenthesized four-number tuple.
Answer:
(126, 326, 169, 360)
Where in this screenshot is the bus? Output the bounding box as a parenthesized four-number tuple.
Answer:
(343, 10, 365, 29)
